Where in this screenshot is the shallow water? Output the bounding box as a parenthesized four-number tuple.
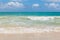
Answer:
(0, 16, 60, 27)
(0, 16, 60, 40)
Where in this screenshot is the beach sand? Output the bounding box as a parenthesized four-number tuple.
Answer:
(0, 27, 59, 40)
(0, 32, 60, 40)
(0, 16, 60, 40)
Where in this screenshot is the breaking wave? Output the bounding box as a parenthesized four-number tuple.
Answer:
(0, 16, 60, 27)
(0, 16, 60, 33)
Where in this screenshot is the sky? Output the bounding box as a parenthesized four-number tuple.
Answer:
(0, 0, 60, 12)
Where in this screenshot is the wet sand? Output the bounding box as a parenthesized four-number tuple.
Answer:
(0, 32, 60, 40)
(0, 27, 59, 40)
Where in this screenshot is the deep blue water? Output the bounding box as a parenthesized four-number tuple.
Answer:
(0, 12, 60, 16)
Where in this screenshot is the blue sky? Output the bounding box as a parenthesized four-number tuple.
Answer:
(0, 0, 60, 12)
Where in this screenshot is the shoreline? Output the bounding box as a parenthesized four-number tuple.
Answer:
(0, 27, 60, 34)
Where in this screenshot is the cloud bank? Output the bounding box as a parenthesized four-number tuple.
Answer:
(0, 1, 24, 9)
(7, 2, 24, 8)
(0, 0, 60, 12)
(43, 0, 60, 9)
(45, 3, 60, 9)
(42, 0, 60, 2)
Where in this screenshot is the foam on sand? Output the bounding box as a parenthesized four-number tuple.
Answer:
(0, 27, 60, 34)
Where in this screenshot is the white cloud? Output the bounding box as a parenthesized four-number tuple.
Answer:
(0, 2, 24, 9)
(45, 3, 60, 9)
(7, 2, 24, 8)
(12, 0, 28, 1)
(43, 0, 60, 9)
(32, 4, 40, 8)
(42, 0, 60, 2)
(11, 0, 22, 2)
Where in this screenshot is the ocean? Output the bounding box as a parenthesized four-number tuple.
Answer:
(0, 12, 60, 33)
(0, 12, 60, 16)
(0, 12, 60, 27)
(0, 12, 59, 40)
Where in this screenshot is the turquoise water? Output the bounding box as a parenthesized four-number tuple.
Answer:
(0, 16, 60, 27)
(0, 12, 60, 16)
(0, 12, 60, 28)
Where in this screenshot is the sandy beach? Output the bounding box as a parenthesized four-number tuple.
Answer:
(0, 32, 60, 40)
(0, 27, 59, 40)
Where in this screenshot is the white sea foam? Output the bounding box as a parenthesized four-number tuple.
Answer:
(0, 27, 59, 34)
(27, 16, 54, 21)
